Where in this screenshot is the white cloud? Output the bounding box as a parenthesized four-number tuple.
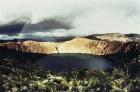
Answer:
(0, 0, 140, 38)
(0, 30, 70, 41)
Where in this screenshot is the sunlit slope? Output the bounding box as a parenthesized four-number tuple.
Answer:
(0, 34, 140, 55)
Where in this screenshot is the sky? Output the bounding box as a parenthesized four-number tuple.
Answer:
(0, 0, 140, 40)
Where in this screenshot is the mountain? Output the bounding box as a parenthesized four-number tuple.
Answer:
(0, 33, 140, 56)
(0, 19, 72, 35)
(0, 23, 25, 35)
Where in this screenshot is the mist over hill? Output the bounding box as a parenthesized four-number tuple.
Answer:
(1, 0, 140, 37)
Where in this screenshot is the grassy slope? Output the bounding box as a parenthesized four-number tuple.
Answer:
(0, 54, 140, 92)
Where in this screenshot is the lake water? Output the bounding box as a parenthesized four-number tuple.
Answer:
(36, 54, 114, 71)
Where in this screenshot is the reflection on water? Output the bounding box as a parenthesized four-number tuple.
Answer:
(36, 54, 114, 71)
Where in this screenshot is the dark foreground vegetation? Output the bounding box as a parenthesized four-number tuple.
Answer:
(0, 52, 140, 92)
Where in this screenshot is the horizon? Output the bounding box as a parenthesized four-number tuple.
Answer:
(0, 0, 140, 40)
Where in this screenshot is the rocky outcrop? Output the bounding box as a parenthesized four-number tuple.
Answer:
(0, 37, 140, 55)
(95, 33, 131, 42)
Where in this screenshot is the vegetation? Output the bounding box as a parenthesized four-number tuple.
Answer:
(0, 54, 140, 92)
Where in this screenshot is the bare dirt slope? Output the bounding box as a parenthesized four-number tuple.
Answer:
(0, 34, 140, 55)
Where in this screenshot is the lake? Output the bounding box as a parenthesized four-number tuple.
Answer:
(36, 54, 115, 71)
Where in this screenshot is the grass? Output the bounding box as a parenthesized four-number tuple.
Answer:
(0, 54, 140, 92)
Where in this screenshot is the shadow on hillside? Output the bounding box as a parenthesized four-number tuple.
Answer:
(0, 46, 139, 71)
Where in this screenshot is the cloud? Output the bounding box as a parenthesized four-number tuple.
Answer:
(0, 0, 140, 40)
(0, 30, 72, 41)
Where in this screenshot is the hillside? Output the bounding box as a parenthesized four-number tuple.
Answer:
(0, 34, 140, 55)
(0, 33, 140, 91)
